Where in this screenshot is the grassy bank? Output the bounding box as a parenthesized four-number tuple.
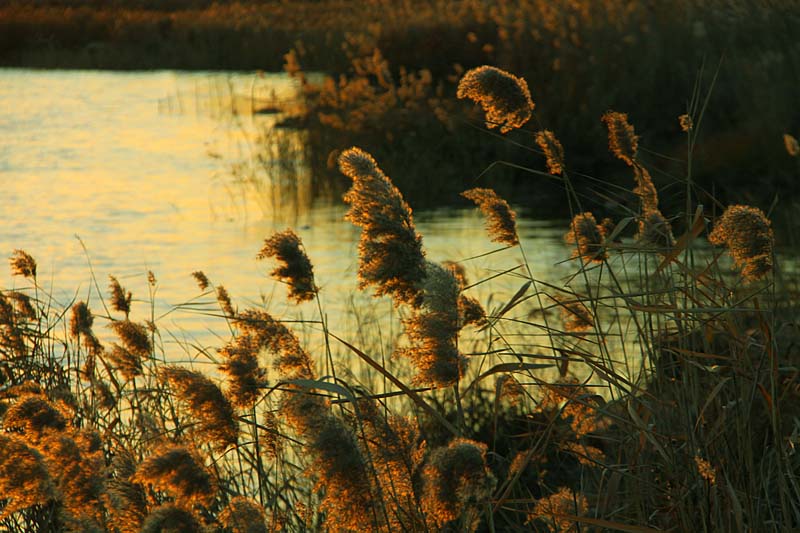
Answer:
(3, 1, 800, 212)
(1, 64, 800, 531)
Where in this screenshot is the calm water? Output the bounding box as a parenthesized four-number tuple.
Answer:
(0, 69, 578, 377)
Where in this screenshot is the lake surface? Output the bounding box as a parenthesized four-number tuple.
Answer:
(1, 69, 584, 383)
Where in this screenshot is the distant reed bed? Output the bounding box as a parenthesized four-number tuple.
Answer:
(3, 0, 798, 210)
(2, 63, 800, 531)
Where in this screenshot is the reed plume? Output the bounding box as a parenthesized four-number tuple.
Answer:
(70, 301, 94, 339)
(133, 445, 217, 507)
(784, 133, 799, 157)
(535, 129, 565, 175)
(257, 229, 317, 303)
(422, 438, 496, 531)
(235, 309, 315, 381)
(601, 111, 638, 166)
(528, 487, 588, 533)
(679, 113, 693, 132)
(220, 496, 268, 533)
(108, 320, 152, 380)
(140, 504, 203, 533)
(340, 147, 426, 307)
(218, 332, 267, 409)
(37, 430, 106, 525)
(462, 188, 519, 246)
(355, 399, 425, 531)
(564, 212, 607, 263)
(216, 285, 236, 317)
(104, 451, 147, 533)
(708, 204, 774, 282)
(9, 291, 36, 321)
(3, 393, 67, 437)
(10, 249, 37, 279)
(457, 65, 534, 133)
(638, 209, 675, 251)
(398, 261, 465, 387)
(633, 164, 659, 213)
(161, 367, 238, 449)
(0, 434, 55, 519)
(108, 275, 132, 317)
(191, 270, 210, 291)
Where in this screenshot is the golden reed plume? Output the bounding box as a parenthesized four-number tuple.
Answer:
(564, 212, 607, 263)
(535, 129, 565, 175)
(457, 65, 534, 133)
(220, 496, 268, 533)
(601, 111, 638, 166)
(708, 204, 774, 282)
(133, 445, 217, 507)
(108, 275, 132, 317)
(10, 249, 37, 279)
(161, 367, 239, 450)
(462, 188, 519, 246)
(257, 229, 318, 303)
(339, 147, 427, 307)
(0, 433, 55, 519)
(422, 438, 496, 531)
(140, 504, 203, 533)
(218, 332, 267, 409)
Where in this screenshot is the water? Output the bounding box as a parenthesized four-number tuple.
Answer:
(0, 69, 580, 379)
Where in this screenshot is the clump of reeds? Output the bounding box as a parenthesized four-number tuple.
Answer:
(421, 438, 496, 531)
(160, 367, 238, 450)
(257, 229, 317, 303)
(564, 212, 607, 263)
(339, 147, 427, 307)
(462, 187, 519, 246)
(133, 445, 217, 507)
(457, 65, 534, 133)
(708, 204, 774, 282)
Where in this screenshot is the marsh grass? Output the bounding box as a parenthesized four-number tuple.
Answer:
(2, 62, 800, 533)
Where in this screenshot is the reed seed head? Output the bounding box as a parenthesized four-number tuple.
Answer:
(257, 229, 318, 303)
(133, 445, 217, 507)
(218, 333, 267, 409)
(564, 212, 607, 263)
(633, 164, 660, 212)
(784, 133, 799, 157)
(191, 270, 210, 291)
(161, 367, 239, 450)
(70, 301, 94, 339)
(110, 320, 151, 360)
(679, 114, 693, 132)
(529, 487, 588, 532)
(602, 111, 638, 166)
(235, 309, 315, 381)
(637, 209, 675, 251)
(535, 129, 565, 175)
(708, 204, 774, 282)
(457, 65, 534, 133)
(462, 188, 519, 246)
(140, 504, 203, 533)
(10, 249, 37, 278)
(0, 434, 55, 519)
(458, 294, 487, 328)
(3, 394, 67, 436)
(108, 276, 132, 316)
(422, 438, 496, 530)
(399, 261, 465, 387)
(340, 147, 427, 307)
(216, 285, 236, 317)
(220, 496, 268, 533)
(8, 291, 36, 321)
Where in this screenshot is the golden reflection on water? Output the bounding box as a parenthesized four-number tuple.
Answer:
(0, 69, 621, 396)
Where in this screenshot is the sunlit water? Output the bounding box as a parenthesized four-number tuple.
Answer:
(1, 69, 731, 393)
